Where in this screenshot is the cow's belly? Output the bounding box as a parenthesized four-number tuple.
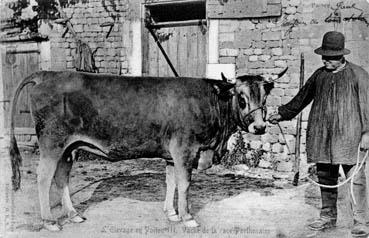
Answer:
(77, 119, 170, 161)
(106, 138, 166, 161)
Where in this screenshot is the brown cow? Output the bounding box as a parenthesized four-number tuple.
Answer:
(9, 69, 287, 231)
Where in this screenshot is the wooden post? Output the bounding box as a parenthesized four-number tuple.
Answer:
(293, 53, 304, 186)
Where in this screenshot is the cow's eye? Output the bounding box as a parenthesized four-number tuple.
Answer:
(238, 95, 246, 109)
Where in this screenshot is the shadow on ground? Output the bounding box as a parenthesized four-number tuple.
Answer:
(75, 172, 277, 215)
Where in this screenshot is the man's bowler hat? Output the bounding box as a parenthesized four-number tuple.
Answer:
(314, 31, 350, 56)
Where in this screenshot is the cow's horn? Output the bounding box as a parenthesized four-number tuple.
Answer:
(266, 67, 289, 82)
(277, 67, 288, 78)
(221, 72, 227, 81)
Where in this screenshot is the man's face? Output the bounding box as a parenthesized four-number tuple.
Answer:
(322, 55, 344, 70)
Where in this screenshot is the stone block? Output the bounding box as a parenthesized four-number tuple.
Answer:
(272, 143, 283, 153)
(268, 125, 282, 134)
(253, 49, 263, 55)
(219, 32, 235, 42)
(255, 23, 264, 30)
(270, 88, 284, 97)
(299, 39, 310, 46)
(266, 41, 282, 48)
(250, 140, 263, 149)
(279, 120, 296, 129)
(285, 7, 297, 15)
(262, 133, 279, 144)
(262, 142, 271, 152)
(252, 41, 266, 49)
(234, 33, 252, 48)
(249, 31, 262, 41)
(219, 57, 236, 64)
(275, 60, 287, 68)
(266, 22, 276, 29)
(239, 21, 256, 30)
(279, 134, 295, 147)
(302, 106, 311, 121)
(219, 48, 239, 57)
(259, 55, 271, 62)
(262, 31, 282, 41)
(66, 61, 74, 68)
(220, 20, 240, 32)
(271, 48, 283, 56)
(277, 161, 293, 172)
(243, 49, 253, 55)
(220, 41, 235, 49)
(279, 55, 296, 60)
(249, 55, 258, 62)
(289, 0, 301, 7)
(284, 88, 299, 97)
(266, 96, 281, 106)
(236, 56, 248, 69)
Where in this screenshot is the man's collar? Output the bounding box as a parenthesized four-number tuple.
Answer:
(332, 61, 347, 73)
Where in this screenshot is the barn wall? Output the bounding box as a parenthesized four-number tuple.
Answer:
(217, 0, 369, 173)
(40, 0, 141, 75)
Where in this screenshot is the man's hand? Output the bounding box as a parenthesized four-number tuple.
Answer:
(268, 113, 282, 124)
(360, 132, 369, 150)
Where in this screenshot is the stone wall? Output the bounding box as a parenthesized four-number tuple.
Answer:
(40, 0, 140, 74)
(219, 0, 369, 173)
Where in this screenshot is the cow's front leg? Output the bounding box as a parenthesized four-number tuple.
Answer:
(37, 154, 62, 231)
(169, 138, 200, 227)
(174, 161, 199, 227)
(164, 162, 180, 222)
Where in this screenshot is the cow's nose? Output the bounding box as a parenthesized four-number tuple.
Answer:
(254, 124, 266, 134)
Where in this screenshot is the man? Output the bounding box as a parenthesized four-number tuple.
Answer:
(269, 31, 369, 236)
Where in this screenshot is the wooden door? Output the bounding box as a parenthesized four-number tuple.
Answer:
(143, 25, 207, 78)
(2, 49, 40, 129)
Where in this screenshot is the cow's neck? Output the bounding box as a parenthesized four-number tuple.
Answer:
(213, 96, 238, 159)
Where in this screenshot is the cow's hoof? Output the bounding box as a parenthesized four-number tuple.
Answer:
(183, 219, 199, 227)
(168, 214, 181, 222)
(69, 212, 86, 223)
(43, 220, 63, 231)
(182, 216, 200, 227)
(166, 210, 181, 222)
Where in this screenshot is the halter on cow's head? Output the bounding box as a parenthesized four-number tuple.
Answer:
(220, 68, 288, 134)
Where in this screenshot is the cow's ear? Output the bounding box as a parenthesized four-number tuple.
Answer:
(211, 81, 235, 99)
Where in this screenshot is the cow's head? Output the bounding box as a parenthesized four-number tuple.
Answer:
(220, 68, 288, 134)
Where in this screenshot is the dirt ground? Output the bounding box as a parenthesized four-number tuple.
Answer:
(4, 150, 367, 238)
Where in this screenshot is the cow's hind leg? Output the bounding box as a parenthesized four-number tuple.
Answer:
(163, 161, 180, 222)
(54, 154, 86, 224)
(37, 153, 62, 231)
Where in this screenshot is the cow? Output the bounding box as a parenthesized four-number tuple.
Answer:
(9, 68, 287, 231)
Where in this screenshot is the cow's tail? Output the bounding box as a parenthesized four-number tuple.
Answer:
(9, 73, 39, 191)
